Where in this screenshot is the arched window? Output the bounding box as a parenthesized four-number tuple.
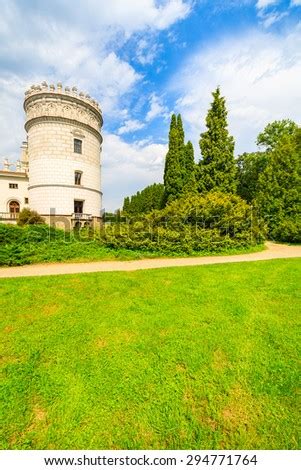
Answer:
(9, 201, 20, 218)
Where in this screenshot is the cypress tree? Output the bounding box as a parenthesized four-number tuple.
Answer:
(177, 114, 188, 185)
(177, 114, 185, 161)
(182, 141, 197, 193)
(164, 114, 182, 203)
(199, 87, 236, 193)
(123, 196, 130, 213)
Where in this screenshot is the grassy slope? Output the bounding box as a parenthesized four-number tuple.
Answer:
(0, 259, 300, 450)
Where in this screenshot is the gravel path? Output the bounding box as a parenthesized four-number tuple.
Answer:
(0, 242, 300, 279)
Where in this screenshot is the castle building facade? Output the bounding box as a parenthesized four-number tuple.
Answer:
(0, 82, 103, 228)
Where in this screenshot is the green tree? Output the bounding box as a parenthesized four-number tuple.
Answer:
(256, 128, 301, 242)
(164, 114, 183, 203)
(237, 151, 268, 203)
(163, 113, 197, 203)
(123, 184, 164, 216)
(182, 141, 198, 194)
(123, 196, 130, 213)
(199, 87, 236, 193)
(177, 114, 185, 152)
(257, 119, 298, 152)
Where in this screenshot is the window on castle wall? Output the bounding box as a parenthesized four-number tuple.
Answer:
(74, 138, 82, 154)
(9, 183, 18, 189)
(9, 201, 20, 217)
(74, 171, 82, 185)
(74, 200, 84, 214)
(25, 198, 29, 204)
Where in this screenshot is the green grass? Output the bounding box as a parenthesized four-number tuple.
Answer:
(0, 259, 300, 449)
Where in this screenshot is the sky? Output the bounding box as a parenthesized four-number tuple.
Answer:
(0, 0, 300, 211)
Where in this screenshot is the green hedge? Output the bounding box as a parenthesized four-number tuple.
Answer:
(0, 193, 265, 265)
(0, 224, 93, 266)
(100, 192, 265, 254)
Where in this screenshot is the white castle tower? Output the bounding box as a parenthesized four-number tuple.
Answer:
(23, 81, 103, 228)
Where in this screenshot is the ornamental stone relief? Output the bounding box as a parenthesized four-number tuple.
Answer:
(25, 96, 101, 132)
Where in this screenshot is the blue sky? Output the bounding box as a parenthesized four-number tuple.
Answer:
(0, 0, 300, 210)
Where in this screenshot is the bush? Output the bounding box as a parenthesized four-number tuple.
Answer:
(17, 208, 45, 226)
(270, 217, 301, 244)
(0, 224, 72, 266)
(101, 192, 265, 254)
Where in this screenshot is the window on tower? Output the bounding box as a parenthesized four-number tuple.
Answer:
(9, 183, 18, 189)
(74, 171, 82, 185)
(74, 200, 84, 214)
(74, 138, 82, 154)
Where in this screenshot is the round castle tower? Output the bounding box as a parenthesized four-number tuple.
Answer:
(24, 81, 103, 228)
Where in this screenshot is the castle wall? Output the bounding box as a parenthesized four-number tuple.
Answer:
(0, 172, 29, 218)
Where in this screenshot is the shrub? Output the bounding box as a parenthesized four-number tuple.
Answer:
(17, 208, 45, 226)
(101, 192, 265, 254)
(270, 218, 301, 244)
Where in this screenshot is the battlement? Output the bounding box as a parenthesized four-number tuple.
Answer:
(24, 81, 101, 114)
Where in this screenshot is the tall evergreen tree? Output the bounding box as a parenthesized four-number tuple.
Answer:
(164, 114, 182, 203)
(177, 114, 185, 145)
(199, 87, 236, 193)
(182, 141, 197, 193)
(123, 196, 130, 213)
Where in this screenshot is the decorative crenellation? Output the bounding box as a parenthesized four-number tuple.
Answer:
(24, 81, 101, 113)
(24, 82, 103, 134)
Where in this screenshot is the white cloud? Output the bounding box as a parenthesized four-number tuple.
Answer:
(153, 0, 192, 29)
(82, 0, 191, 34)
(146, 93, 169, 121)
(256, 0, 279, 9)
(102, 133, 166, 210)
(291, 0, 301, 5)
(0, 0, 189, 158)
(170, 26, 301, 155)
(261, 11, 288, 28)
(136, 38, 162, 65)
(118, 119, 146, 135)
(0, 76, 27, 161)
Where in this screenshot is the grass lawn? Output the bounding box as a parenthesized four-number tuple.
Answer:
(0, 259, 300, 450)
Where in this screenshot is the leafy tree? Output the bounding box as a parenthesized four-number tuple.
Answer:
(237, 151, 268, 203)
(256, 119, 298, 152)
(199, 87, 236, 193)
(256, 128, 301, 242)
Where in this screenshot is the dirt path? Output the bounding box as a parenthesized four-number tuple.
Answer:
(0, 242, 300, 279)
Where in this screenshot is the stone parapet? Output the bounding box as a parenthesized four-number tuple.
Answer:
(24, 82, 103, 136)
